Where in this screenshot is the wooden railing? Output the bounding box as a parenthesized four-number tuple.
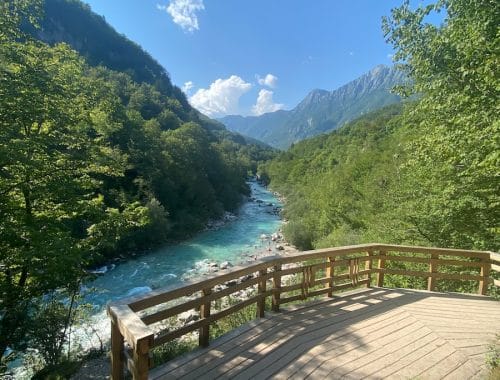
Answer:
(107, 243, 500, 380)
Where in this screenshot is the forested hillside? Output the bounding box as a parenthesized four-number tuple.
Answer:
(260, 0, 498, 252)
(260, 104, 407, 249)
(0, 0, 274, 369)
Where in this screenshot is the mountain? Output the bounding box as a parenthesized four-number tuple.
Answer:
(219, 65, 405, 149)
(20, 0, 277, 244)
(28, 0, 275, 143)
(30, 0, 174, 92)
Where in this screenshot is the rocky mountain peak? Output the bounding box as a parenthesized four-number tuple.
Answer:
(220, 65, 404, 149)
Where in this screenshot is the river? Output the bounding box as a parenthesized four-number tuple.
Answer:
(74, 180, 283, 350)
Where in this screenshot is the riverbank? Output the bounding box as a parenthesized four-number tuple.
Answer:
(72, 241, 300, 380)
(43, 181, 286, 379)
(8, 181, 286, 379)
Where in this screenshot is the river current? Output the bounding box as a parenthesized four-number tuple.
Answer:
(76, 180, 282, 350)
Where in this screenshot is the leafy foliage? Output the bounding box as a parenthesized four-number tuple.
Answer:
(262, 0, 498, 255)
(383, 0, 499, 250)
(260, 104, 407, 250)
(0, 0, 275, 370)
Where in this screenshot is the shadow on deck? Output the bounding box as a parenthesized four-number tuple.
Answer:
(150, 287, 500, 380)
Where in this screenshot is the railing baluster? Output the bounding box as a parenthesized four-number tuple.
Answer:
(132, 341, 151, 380)
(199, 287, 212, 347)
(257, 268, 267, 317)
(428, 253, 438, 291)
(107, 243, 499, 379)
(272, 263, 282, 312)
(366, 250, 373, 287)
(377, 250, 386, 287)
(327, 256, 335, 297)
(479, 260, 491, 295)
(110, 320, 124, 380)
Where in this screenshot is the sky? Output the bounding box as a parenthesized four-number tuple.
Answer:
(81, 0, 430, 118)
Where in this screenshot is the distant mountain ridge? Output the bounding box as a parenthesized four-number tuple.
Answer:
(31, 0, 174, 92)
(219, 65, 405, 149)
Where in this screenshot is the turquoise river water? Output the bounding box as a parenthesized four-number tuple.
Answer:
(76, 180, 282, 349)
(13, 181, 282, 377)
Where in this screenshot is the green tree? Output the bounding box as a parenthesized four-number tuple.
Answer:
(383, 0, 500, 250)
(0, 0, 42, 42)
(0, 37, 146, 362)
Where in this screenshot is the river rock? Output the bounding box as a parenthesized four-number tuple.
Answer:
(214, 284, 225, 292)
(88, 265, 108, 275)
(225, 279, 238, 287)
(178, 310, 199, 324)
(220, 261, 231, 270)
(276, 244, 285, 251)
(239, 274, 254, 282)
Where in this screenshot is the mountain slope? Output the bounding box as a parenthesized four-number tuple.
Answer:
(220, 65, 404, 149)
(33, 0, 173, 91)
(29, 0, 275, 148)
(22, 0, 276, 248)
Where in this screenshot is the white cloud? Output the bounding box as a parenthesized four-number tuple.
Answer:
(257, 73, 278, 88)
(157, 0, 204, 32)
(182, 81, 194, 94)
(189, 75, 252, 117)
(252, 89, 284, 116)
(302, 55, 314, 64)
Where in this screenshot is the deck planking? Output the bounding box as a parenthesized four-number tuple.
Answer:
(149, 287, 500, 380)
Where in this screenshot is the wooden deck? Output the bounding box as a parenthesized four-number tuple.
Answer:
(150, 288, 500, 380)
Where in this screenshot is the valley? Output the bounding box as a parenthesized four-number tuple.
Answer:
(0, 0, 498, 378)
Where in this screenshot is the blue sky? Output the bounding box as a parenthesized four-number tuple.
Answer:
(82, 0, 429, 117)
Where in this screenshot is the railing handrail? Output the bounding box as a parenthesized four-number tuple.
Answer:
(107, 243, 500, 380)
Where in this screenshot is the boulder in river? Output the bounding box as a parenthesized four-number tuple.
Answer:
(225, 279, 238, 287)
(239, 274, 254, 282)
(178, 310, 199, 324)
(88, 265, 108, 275)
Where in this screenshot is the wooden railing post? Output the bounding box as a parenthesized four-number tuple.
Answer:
(479, 260, 491, 295)
(366, 250, 373, 287)
(377, 250, 386, 287)
(199, 287, 211, 347)
(272, 263, 282, 312)
(428, 253, 438, 291)
(110, 320, 124, 380)
(257, 268, 267, 318)
(327, 257, 335, 297)
(132, 338, 152, 380)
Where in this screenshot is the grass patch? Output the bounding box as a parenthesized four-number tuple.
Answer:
(151, 338, 197, 369)
(31, 360, 82, 380)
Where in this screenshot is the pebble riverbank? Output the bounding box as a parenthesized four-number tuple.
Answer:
(71, 239, 300, 380)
